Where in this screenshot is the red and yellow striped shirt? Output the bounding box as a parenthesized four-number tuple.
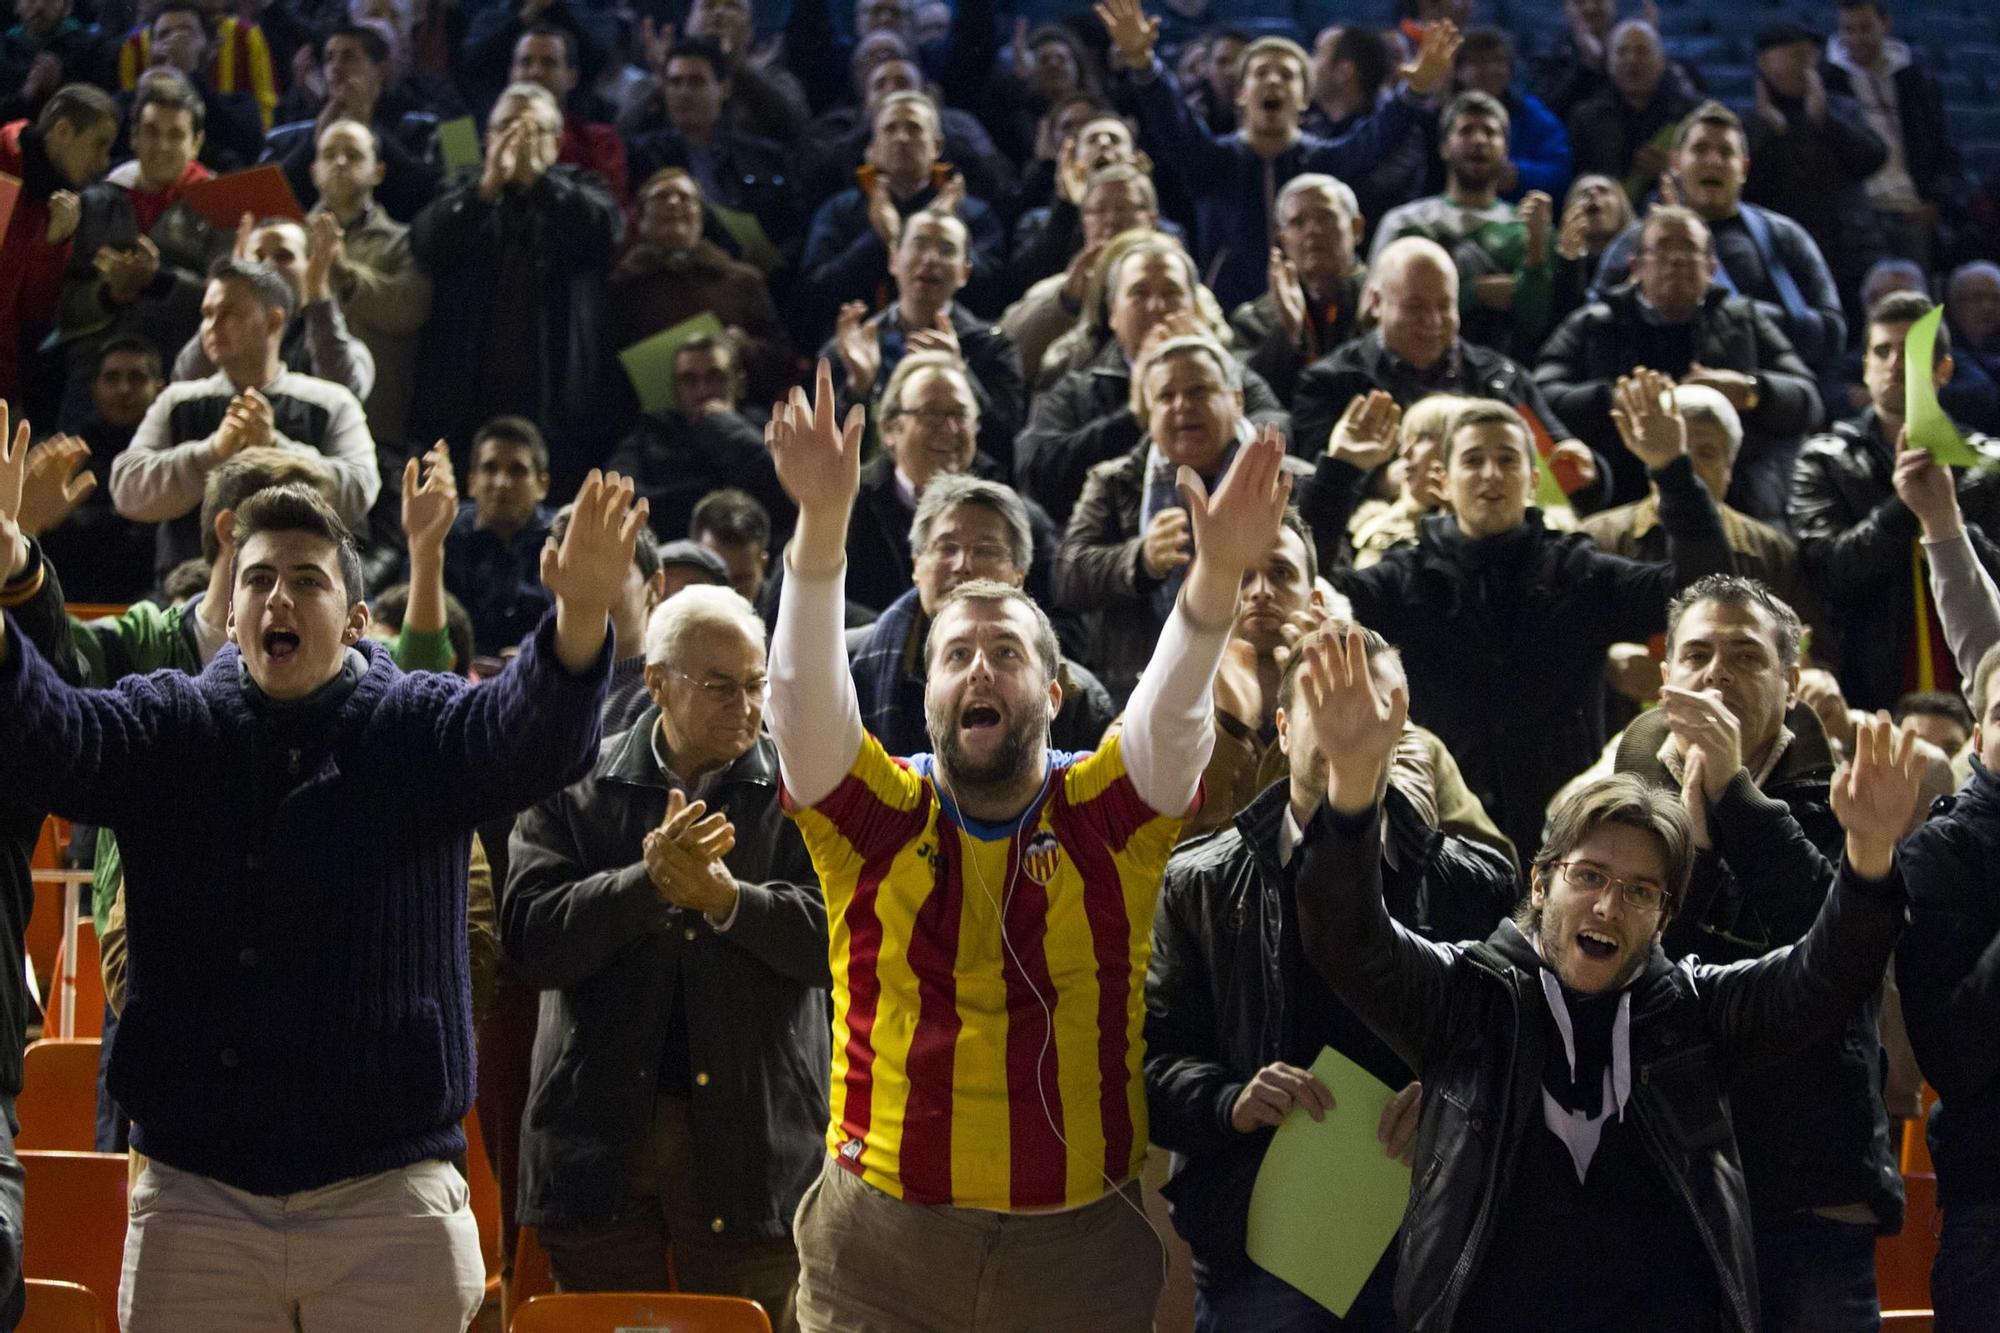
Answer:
(789, 731, 1187, 1211)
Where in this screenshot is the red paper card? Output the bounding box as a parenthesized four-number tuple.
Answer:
(183, 165, 305, 231)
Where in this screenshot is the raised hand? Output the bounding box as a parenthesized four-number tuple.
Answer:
(0, 405, 31, 581)
(1609, 367, 1686, 471)
(46, 191, 80, 246)
(1140, 506, 1191, 579)
(1549, 439, 1598, 494)
(769, 361, 867, 577)
(1401, 19, 1461, 98)
(303, 211, 343, 305)
(1269, 246, 1307, 340)
(833, 302, 882, 396)
(1659, 683, 1742, 801)
(1056, 132, 1091, 203)
(542, 469, 647, 672)
(1093, 0, 1158, 71)
(1328, 390, 1401, 470)
(1893, 444, 1962, 539)
(400, 442, 458, 553)
(1829, 713, 1925, 879)
(1519, 190, 1552, 267)
(1180, 423, 1293, 580)
(639, 16, 677, 74)
(1299, 624, 1409, 815)
(16, 435, 98, 537)
(1230, 1061, 1334, 1133)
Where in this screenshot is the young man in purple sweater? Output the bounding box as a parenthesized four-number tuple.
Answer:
(0, 447, 648, 1330)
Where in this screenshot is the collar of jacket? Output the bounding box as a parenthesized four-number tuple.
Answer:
(1087, 335, 1130, 382)
(853, 161, 955, 203)
(1418, 506, 1547, 565)
(1605, 279, 1730, 326)
(200, 635, 398, 768)
(612, 237, 734, 284)
(598, 701, 780, 792)
(1471, 913, 1688, 1030)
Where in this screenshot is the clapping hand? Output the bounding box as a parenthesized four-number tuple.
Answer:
(833, 302, 882, 396)
(303, 211, 343, 305)
(1829, 713, 1925, 879)
(1659, 683, 1742, 804)
(1328, 390, 1401, 470)
(1269, 246, 1307, 340)
(906, 312, 963, 363)
(400, 442, 457, 554)
(643, 789, 742, 917)
(1299, 624, 1409, 816)
(1609, 367, 1686, 471)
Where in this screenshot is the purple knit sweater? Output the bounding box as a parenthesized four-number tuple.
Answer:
(0, 609, 608, 1195)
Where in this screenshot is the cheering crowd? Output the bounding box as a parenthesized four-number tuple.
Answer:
(3, 0, 2000, 1326)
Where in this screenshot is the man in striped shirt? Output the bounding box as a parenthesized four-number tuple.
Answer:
(766, 361, 1292, 1331)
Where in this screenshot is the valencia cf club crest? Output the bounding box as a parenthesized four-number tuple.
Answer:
(1020, 831, 1061, 886)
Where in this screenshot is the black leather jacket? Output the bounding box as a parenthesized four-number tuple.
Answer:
(1143, 780, 1516, 1282)
(1293, 793, 1908, 1332)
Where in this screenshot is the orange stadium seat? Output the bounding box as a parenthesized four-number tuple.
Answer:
(46, 925, 104, 1041)
(19, 1151, 128, 1332)
(510, 1292, 772, 1333)
(15, 1040, 101, 1151)
(19, 1278, 107, 1333)
(1878, 1172, 1942, 1314)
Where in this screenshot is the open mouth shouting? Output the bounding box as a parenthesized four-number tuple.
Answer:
(960, 701, 1003, 733)
(263, 629, 302, 662)
(1576, 928, 1619, 962)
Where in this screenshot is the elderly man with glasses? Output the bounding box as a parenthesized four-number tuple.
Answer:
(503, 584, 828, 1332)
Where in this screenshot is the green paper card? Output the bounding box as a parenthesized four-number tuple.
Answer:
(1245, 1047, 1411, 1317)
(618, 312, 725, 412)
(1904, 307, 1987, 468)
(710, 202, 783, 272)
(436, 117, 482, 175)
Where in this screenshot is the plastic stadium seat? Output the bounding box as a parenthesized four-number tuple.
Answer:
(19, 1152, 128, 1332)
(463, 1111, 503, 1305)
(1881, 1314, 1935, 1331)
(46, 925, 104, 1041)
(16, 1040, 102, 1151)
(510, 1293, 772, 1333)
(1878, 1173, 1941, 1314)
(20, 1279, 106, 1333)
(503, 1225, 555, 1332)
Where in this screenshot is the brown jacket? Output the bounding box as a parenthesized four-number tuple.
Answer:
(607, 240, 794, 407)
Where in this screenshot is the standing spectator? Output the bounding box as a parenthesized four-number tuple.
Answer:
(1145, 621, 1514, 1329)
(504, 586, 826, 1331)
(1302, 26, 1426, 228)
(1099, 0, 1457, 310)
(1745, 23, 1887, 326)
(821, 212, 1025, 473)
(311, 118, 432, 453)
(1537, 205, 1823, 513)
(1, 84, 115, 417)
(608, 169, 793, 412)
(799, 90, 1007, 342)
(53, 71, 226, 424)
(677, 0, 810, 144)
(1002, 163, 1163, 387)
(1565, 19, 1695, 207)
(446, 417, 555, 658)
(1897, 644, 2000, 1333)
(262, 25, 444, 225)
(1550, 171, 1633, 323)
(39, 338, 165, 602)
(1452, 25, 1571, 202)
(1232, 173, 1366, 406)
(411, 82, 622, 496)
(0, 468, 643, 1331)
(1823, 0, 1963, 270)
(1594, 102, 1849, 374)
(120, 3, 266, 170)
(109, 257, 380, 577)
(1006, 112, 1152, 294)
(691, 487, 775, 605)
(459, 0, 612, 117)
(1528, 0, 1617, 121)
(1790, 292, 2000, 710)
(1373, 91, 1557, 359)
(0, 0, 107, 124)
(508, 24, 629, 204)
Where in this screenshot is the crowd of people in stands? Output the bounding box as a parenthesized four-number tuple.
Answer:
(2, 0, 1999, 1325)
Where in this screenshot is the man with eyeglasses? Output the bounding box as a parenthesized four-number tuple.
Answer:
(504, 584, 826, 1332)
(848, 472, 1116, 759)
(1230, 173, 1367, 405)
(821, 211, 1025, 473)
(1537, 205, 1822, 513)
(1292, 625, 1924, 1332)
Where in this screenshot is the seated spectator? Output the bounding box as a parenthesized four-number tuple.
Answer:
(658, 538, 731, 598)
(607, 332, 785, 545)
(624, 38, 795, 256)
(459, 0, 614, 113)
(547, 501, 665, 727)
(690, 486, 774, 605)
(1565, 19, 1694, 207)
(503, 584, 827, 1331)
(1896, 689, 1975, 756)
(1053, 336, 1314, 701)
(1316, 387, 1734, 860)
(1002, 164, 1162, 386)
(2, 83, 116, 417)
(444, 416, 555, 658)
(1099, 0, 1456, 310)
(849, 473, 1114, 756)
(1007, 110, 1152, 294)
(110, 256, 378, 577)
(675, 0, 809, 145)
(1373, 91, 1557, 358)
(36, 337, 164, 601)
(1452, 25, 1571, 201)
(822, 211, 1024, 471)
(1145, 620, 1515, 1328)
(798, 90, 1006, 342)
(1745, 22, 1887, 322)
(1897, 644, 2000, 1333)
(262, 25, 442, 225)
(1527, 0, 1619, 122)
(0, 0, 107, 125)
(609, 168, 792, 411)
(1822, 0, 1964, 270)
(1550, 171, 1633, 323)
(1007, 93, 1114, 225)
(1233, 173, 1366, 406)
(309, 117, 431, 452)
(1182, 26, 1248, 137)
(1824, 259, 2000, 436)
(977, 23, 1101, 171)
(1295, 237, 1596, 500)
(120, 2, 265, 170)
(509, 23, 629, 203)
(1593, 102, 1848, 374)
(795, 36, 1015, 218)
(411, 81, 622, 495)
(53, 71, 227, 422)
(1791, 291, 2000, 710)
(172, 214, 375, 403)
(1303, 26, 1425, 227)
(1949, 261, 2000, 388)
(1538, 205, 1822, 513)
(1020, 233, 1285, 526)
